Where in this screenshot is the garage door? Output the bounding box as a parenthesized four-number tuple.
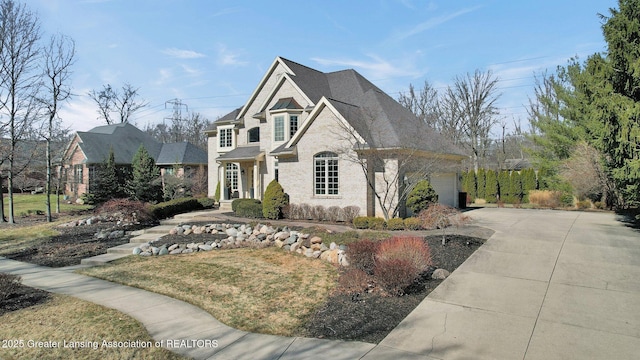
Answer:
(430, 173, 457, 207)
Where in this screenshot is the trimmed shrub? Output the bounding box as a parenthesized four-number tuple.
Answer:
(374, 236, 432, 295)
(386, 218, 405, 230)
(342, 206, 360, 223)
(149, 197, 203, 219)
(406, 180, 438, 215)
(196, 197, 215, 209)
(262, 180, 288, 219)
(236, 199, 264, 218)
(353, 216, 370, 229)
(310, 205, 326, 221)
(368, 217, 386, 230)
(403, 217, 422, 230)
(326, 206, 343, 222)
(298, 203, 312, 219)
(347, 239, 380, 275)
(232, 198, 261, 212)
(214, 181, 221, 202)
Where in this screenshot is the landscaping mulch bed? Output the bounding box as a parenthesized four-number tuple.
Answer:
(1, 215, 488, 344)
(302, 234, 484, 344)
(1, 222, 150, 268)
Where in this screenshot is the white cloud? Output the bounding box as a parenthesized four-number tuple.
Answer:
(395, 5, 482, 41)
(162, 48, 206, 59)
(59, 93, 104, 132)
(217, 45, 248, 66)
(312, 54, 424, 81)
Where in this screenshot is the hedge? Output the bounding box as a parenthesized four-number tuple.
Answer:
(149, 197, 204, 219)
(235, 199, 264, 218)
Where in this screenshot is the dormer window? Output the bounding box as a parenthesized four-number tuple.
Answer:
(271, 97, 303, 144)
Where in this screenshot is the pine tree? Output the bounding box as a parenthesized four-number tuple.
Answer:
(485, 169, 498, 203)
(476, 168, 486, 200)
(463, 170, 477, 201)
(510, 171, 524, 203)
(498, 170, 510, 203)
(406, 180, 439, 214)
(127, 145, 162, 202)
(92, 147, 123, 203)
(521, 168, 537, 202)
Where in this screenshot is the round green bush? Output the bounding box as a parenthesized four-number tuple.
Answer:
(262, 180, 288, 219)
(353, 216, 370, 229)
(386, 218, 405, 230)
(406, 180, 438, 214)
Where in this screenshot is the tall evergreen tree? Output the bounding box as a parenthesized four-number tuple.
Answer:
(92, 147, 123, 203)
(485, 169, 498, 203)
(498, 170, 510, 203)
(476, 168, 486, 200)
(127, 145, 162, 202)
(510, 171, 524, 203)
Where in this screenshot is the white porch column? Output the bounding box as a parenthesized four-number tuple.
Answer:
(253, 161, 259, 200)
(219, 164, 227, 200)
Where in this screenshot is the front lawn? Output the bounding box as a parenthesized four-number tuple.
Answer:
(79, 247, 338, 336)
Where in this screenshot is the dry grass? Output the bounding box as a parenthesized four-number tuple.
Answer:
(528, 190, 561, 208)
(0, 294, 184, 360)
(79, 247, 338, 336)
(0, 222, 61, 256)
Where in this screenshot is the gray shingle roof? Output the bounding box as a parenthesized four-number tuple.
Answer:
(280, 58, 464, 156)
(76, 123, 162, 164)
(216, 146, 263, 161)
(74, 123, 207, 166)
(157, 142, 207, 166)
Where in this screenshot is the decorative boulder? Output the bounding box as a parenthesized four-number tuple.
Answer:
(432, 269, 450, 280)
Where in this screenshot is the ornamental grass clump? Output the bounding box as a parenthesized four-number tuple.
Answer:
(374, 236, 432, 295)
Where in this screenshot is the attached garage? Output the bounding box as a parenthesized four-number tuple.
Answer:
(430, 173, 459, 208)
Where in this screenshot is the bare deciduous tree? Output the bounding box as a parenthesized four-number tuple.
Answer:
(442, 70, 501, 172)
(88, 83, 148, 124)
(397, 80, 440, 128)
(39, 33, 75, 221)
(0, 0, 42, 223)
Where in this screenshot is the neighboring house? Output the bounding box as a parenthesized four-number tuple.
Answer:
(206, 56, 465, 217)
(61, 122, 207, 199)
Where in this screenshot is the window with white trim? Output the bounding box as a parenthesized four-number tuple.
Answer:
(314, 152, 339, 195)
(219, 128, 233, 148)
(274, 116, 285, 142)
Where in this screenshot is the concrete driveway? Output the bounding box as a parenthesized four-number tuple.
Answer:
(370, 208, 640, 360)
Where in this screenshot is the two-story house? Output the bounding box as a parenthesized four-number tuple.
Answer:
(207, 56, 464, 217)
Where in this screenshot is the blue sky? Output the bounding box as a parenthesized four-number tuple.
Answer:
(32, 0, 618, 134)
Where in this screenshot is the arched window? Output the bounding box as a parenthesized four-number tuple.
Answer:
(248, 127, 260, 143)
(314, 152, 338, 195)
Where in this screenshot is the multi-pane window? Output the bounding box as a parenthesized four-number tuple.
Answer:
(225, 163, 238, 192)
(74, 165, 83, 184)
(274, 116, 285, 142)
(219, 128, 233, 148)
(248, 127, 260, 143)
(289, 115, 298, 138)
(314, 152, 339, 195)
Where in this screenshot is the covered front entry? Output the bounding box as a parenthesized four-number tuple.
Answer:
(217, 146, 265, 201)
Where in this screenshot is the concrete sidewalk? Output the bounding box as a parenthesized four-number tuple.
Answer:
(2, 208, 639, 359)
(373, 208, 640, 360)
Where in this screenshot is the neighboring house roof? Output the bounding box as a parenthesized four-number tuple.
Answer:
(70, 123, 206, 166)
(503, 158, 532, 171)
(157, 142, 208, 166)
(75, 123, 162, 164)
(213, 56, 464, 158)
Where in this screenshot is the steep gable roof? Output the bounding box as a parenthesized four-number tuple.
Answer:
(157, 142, 208, 166)
(76, 123, 162, 164)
